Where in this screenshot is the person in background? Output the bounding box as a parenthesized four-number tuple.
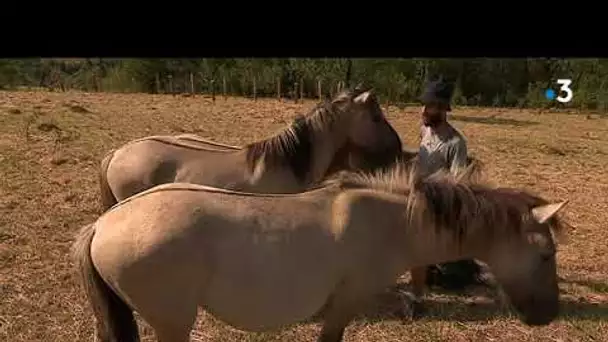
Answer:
(410, 76, 484, 315)
(417, 77, 469, 178)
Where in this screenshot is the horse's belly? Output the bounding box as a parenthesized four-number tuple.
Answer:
(201, 278, 334, 332)
(200, 244, 339, 332)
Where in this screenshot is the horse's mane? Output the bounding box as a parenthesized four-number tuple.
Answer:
(329, 158, 565, 246)
(327, 151, 483, 191)
(244, 86, 373, 182)
(410, 177, 566, 247)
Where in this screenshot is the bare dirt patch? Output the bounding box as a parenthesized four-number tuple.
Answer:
(1, 90, 606, 342)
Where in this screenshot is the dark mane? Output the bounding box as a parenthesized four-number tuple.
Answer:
(327, 160, 565, 246)
(412, 180, 564, 246)
(245, 114, 312, 181)
(244, 86, 372, 182)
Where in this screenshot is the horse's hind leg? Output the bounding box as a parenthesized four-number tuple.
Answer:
(139, 301, 197, 342)
(154, 326, 191, 342)
(317, 281, 384, 342)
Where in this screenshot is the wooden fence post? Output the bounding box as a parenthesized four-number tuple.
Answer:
(299, 78, 304, 101)
(211, 79, 216, 103)
(168, 75, 174, 94)
(253, 76, 257, 101)
(155, 73, 161, 94)
(190, 73, 195, 94)
(277, 77, 282, 101)
(294, 82, 299, 103)
(317, 79, 322, 100)
(197, 72, 204, 93)
(222, 76, 227, 100)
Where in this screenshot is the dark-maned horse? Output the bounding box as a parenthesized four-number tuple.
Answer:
(98, 87, 402, 212)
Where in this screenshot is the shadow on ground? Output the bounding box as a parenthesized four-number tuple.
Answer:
(310, 279, 608, 324)
(559, 276, 608, 294)
(358, 289, 608, 323)
(450, 114, 539, 127)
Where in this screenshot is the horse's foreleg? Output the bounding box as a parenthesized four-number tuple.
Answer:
(409, 266, 428, 319)
(477, 262, 509, 310)
(317, 300, 354, 342)
(139, 296, 198, 342)
(317, 287, 373, 342)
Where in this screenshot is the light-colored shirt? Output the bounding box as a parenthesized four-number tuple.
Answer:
(418, 123, 468, 177)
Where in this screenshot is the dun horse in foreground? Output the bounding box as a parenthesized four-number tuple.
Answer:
(98, 87, 403, 211)
(73, 163, 569, 342)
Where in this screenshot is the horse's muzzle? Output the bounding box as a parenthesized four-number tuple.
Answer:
(516, 295, 559, 326)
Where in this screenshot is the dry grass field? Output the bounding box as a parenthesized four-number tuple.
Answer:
(1, 90, 607, 342)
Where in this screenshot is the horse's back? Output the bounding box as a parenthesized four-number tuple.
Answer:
(175, 134, 241, 151)
(106, 135, 245, 202)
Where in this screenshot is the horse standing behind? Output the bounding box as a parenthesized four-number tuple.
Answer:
(98, 87, 403, 212)
(73, 163, 569, 342)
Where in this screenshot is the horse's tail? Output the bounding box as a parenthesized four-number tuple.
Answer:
(99, 149, 118, 212)
(72, 223, 140, 342)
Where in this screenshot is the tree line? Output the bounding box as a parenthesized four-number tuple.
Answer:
(0, 58, 606, 110)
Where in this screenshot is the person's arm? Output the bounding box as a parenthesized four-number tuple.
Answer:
(449, 139, 469, 176)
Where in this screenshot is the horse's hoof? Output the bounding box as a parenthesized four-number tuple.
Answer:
(394, 307, 411, 322)
(411, 301, 426, 320)
(395, 301, 425, 323)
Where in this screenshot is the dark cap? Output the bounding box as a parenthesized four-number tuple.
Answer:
(419, 76, 455, 110)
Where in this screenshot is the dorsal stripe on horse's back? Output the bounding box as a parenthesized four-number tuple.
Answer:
(175, 134, 241, 149)
(105, 181, 343, 213)
(123, 136, 238, 152)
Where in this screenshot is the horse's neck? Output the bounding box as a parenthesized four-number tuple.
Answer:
(305, 132, 342, 186)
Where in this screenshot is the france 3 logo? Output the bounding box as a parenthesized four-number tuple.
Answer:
(545, 79, 573, 103)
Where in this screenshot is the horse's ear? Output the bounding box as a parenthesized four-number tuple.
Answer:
(354, 90, 373, 104)
(531, 200, 569, 224)
(354, 82, 372, 92)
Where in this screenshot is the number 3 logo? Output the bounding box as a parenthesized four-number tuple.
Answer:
(556, 79, 573, 103)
